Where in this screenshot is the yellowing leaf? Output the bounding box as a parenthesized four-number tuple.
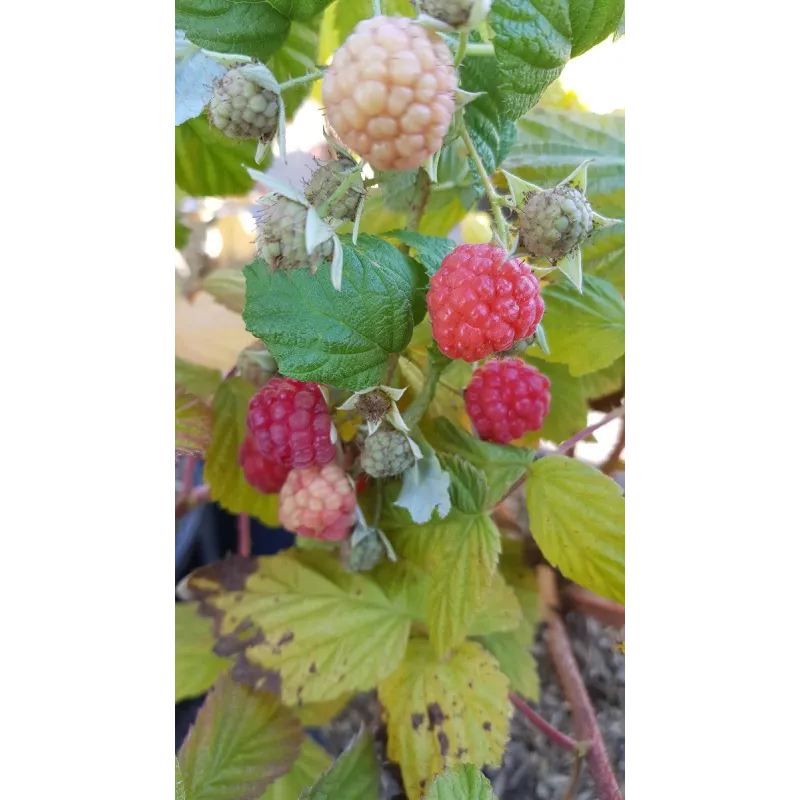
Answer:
(467, 573, 523, 637)
(499, 540, 540, 633)
(425, 763, 497, 800)
(203, 377, 279, 526)
(303, 728, 381, 800)
(262, 737, 331, 800)
(378, 640, 510, 800)
(390, 511, 501, 658)
(476, 630, 539, 702)
(176, 386, 213, 457)
(186, 550, 412, 704)
(525, 456, 624, 603)
(178, 675, 303, 800)
(175, 602, 229, 702)
(292, 694, 352, 727)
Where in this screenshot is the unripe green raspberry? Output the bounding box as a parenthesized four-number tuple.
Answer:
(257, 196, 334, 275)
(413, 0, 479, 27)
(518, 186, 594, 263)
(340, 530, 386, 572)
(305, 157, 365, 222)
(361, 427, 415, 478)
(209, 66, 280, 143)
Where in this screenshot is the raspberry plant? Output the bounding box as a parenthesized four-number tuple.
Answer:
(176, 2, 625, 799)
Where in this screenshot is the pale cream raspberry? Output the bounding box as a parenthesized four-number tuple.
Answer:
(279, 463, 357, 541)
(322, 16, 457, 171)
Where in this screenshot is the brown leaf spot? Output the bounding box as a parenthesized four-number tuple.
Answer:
(189, 555, 257, 596)
(456, 747, 467, 758)
(231, 655, 281, 695)
(214, 622, 263, 657)
(277, 630, 294, 647)
(483, 721, 492, 731)
(411, 713, 425, 731)
(427, 702, 446, 731)
(437, 730, 449, 757)
(309, 662, 317, 674)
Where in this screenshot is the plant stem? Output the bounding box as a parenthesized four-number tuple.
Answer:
(407, 168, 431, 233)
(464, 43, 494, 57)
(601, 418, 625, 475)
(553, 405, 625, 457)
(509, 692, 579, 751)
(403, 359, 444, 428)
(316, 164, 364, 219)
(175, 484, 210, 520)
(372, 0, 382, 15)
(561, 585, 625, 629)
(539, 566, 624, 800)
(238, 514, 251, 557)
(460, 125, 509, 246)
(454, 31, 470, 67)
(277, 69, 326, 92)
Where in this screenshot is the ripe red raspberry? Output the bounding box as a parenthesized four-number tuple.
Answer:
(279, 464, 357, 541)
(238, 434, 290, 494)
(426, 244, 545, 362)
(465, 358, 551, 443)
(246, 377, 336, 469)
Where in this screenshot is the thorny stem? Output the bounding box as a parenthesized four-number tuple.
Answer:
(238, 513, 251, 557)
(277, 68, 326, 92)
(316, 163, 364, 219)
(539, 566, 624, 800)
(553, 405, 625, 457)
(464, 43, 495, 57)
(460, 125, 509, 247)
(509, 692, 579, 751)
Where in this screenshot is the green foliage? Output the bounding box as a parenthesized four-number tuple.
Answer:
(476, 629, 539, 701)
(243, 236, 423, 391)
(534, 276, 625, 376)
(302, 728, 380, 800)
(269, 19, 321, 119)
(176, 386, 213, 457)
(425, 763, 497, 800)
(176, 0, 335, 63)
(439, 453, 489, 514)
(176, 757, 186, 800)
(175, 602, 229, 702)
(525, 456, 625, 603)
(262, 737, 331, 800)
(385, 231, 457, 278)
(177, 674, 304, 800)
(334, 0, 414, 42)
(175, 116, 263, 197)
(176, 357, 223, 399)
(581, 356, 625, 401)
(203, 378, 279, 524)
(524, 358, 587, 443)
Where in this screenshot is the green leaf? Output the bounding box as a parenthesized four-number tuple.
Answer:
(424, 763, 497, 800)
(525, 456, 624, 603)
(243, 235, 419, 391)
(176, 116, 261, 197)
(568, 0, 626, 57)
(378, 639, 510, 800)
(424, 418, 535, 506)
(523, 358, 587, 444)
(504, 108, 625, 219)
(582, 221, 625, 293)
(388, 510, 501, 657)
(476, 630, 539, 701)
(203, 378, 280, 525)
(262, 737, 331, 800)
(460, 39, 518, 175)
(535, 276, 624, 377)
(467, 573, 523, 637)
(176, 357, 223, 399)
(175, 602, 229, 702)
(438, 453, 489, 515)
(202, 268, 246, 314)
(186, 550, 412, 704)
(178, 674, 304, 800)
(176, 757, 186, 800)
(269, 18, 321, 120)
(580, 356, 624, 401)
(385, 231, 457, 278)
(334, 0, 414, 42)
(176, 0, 334, 64)
(499, 539, 540, 632)
(176, 386, 213, 457)
(488, 1, 571, 120)
(303, 728, 380, 800)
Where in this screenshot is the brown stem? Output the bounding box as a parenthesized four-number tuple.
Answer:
(539, 566, 624, 800)
(554, 405, 624, 457)
(509, 692, 578, 751)
(601, 418, 625, 475)
(175, 484, 210, 520)
(561, 584, 625, 629)
(238, 513, 251, 556)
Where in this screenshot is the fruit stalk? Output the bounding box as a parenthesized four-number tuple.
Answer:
(460, 125, 509, 245)
(277, 69, 326, 92)
(553, 404, 625, 456)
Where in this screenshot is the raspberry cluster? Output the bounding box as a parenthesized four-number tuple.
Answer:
(426, 244, 545, 362)
(361, 427, 415, 478)
(322, 16, 457, 171)
(465, 358, 551, 443)
(305, 157, 364, 221)
(239, 434, 289, 494)
(246, 377, 336, 469)
(209, 66, 279, 143)
(279, 464, 357, 541)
